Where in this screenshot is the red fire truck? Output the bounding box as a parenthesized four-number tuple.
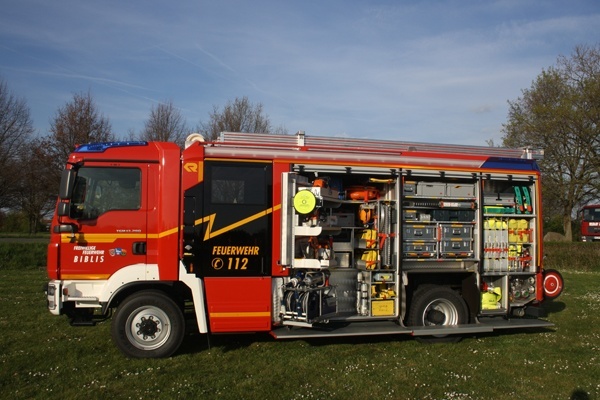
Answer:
(45, 131, 564, 358)
(580, 204, 600, 242)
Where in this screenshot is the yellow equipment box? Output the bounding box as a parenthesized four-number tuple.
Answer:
(371, 300, 395, 316)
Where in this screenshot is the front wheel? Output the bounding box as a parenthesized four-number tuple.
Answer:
(111, 290, 185, 358)
(408, 285, 469, 343)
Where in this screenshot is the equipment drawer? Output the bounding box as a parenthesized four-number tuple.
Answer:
(403, 242, 436, 258)
(440, 240, 472, 256)
(431, 209, 475, 222)
(403, 224, 436, 240)
(441, 224, 473, 239)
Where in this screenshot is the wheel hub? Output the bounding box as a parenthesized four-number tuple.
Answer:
(137, 316, 161, 339)
(426, 309, 446, 325)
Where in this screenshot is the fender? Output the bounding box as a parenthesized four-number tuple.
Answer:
(178, 263, 208, 334)
(60, 263, 162, 312)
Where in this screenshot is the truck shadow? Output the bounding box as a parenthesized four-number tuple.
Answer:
(177, 322, 559, 356)
(544, 300, 566, 314)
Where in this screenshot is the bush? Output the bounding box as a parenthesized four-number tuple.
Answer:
(0, 242, 47, 270)
(543, 241, 600, 272)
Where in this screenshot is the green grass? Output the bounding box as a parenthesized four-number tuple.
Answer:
(1, 245, 599, 399)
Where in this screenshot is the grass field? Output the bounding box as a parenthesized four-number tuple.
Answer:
(1, 247, 599, 399)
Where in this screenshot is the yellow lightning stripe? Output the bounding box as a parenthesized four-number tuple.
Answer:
(59, 204, 282, 244)
(61, 274, 111, 280)
(197, 204, 282, 241)
(209, 311, 270, 318)
(61, 227, 180, 244)
(61, 233, 146, 243)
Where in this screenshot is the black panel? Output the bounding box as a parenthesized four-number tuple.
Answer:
(184, 161, 272, 277)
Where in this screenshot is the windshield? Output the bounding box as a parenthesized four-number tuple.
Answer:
(582, 207, 600, 222)
(70, 167, 141, 220)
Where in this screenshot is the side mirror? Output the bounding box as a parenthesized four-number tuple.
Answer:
(57, 202, 70, 217)
(53, 224, 77, 234)
(59, 169, 77, 200)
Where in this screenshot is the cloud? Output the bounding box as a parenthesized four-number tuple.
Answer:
(1, 1, 599, 144)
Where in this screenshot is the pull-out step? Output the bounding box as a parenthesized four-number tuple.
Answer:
(271, 320, 411, 339)
(271, 318, 553, 340)
(477, 317, 554, 330)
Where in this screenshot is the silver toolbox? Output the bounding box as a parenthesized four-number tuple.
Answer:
(417, 182, 446, 197)
(446, 183, 475, 198)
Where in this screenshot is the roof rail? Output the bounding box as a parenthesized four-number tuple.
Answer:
(217, 131, 539, 159)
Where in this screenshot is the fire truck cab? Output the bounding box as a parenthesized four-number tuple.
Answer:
(580, 204, 600, 242)
(46, 131, 563, 358)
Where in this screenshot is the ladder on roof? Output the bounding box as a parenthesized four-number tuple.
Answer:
(217, 131, 542, 160)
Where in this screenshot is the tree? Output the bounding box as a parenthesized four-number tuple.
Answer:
(0, 78, 35, 210)
(39, 91, 115, 215)
(197, 96, 286, 141)
(139, 100, 189, 147)
(16, 146, 56, 233)
(46, 91, 114, 171)
(502, 44, 600, 240)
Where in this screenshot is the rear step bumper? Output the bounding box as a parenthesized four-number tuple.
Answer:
(271, 318, 554, 339)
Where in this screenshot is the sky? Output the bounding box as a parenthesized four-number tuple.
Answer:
(1, 0, 599, 146)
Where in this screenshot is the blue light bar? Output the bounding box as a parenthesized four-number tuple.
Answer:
(74, 141, 148, 153)
(481, 157, 539, 171)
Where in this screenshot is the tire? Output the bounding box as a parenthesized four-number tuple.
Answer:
(111, 290, 185, 358)
(408, 285, 469, 343)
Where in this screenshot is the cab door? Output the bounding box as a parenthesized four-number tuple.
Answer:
(57, 164, 148, 280)
(200, 161, 273, 332)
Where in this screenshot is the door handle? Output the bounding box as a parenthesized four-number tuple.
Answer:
(132, 242, 147, 255)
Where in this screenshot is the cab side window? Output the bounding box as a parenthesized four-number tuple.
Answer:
(71, 167, 141, 219)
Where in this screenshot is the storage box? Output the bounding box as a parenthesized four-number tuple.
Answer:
(371, 300, 395, 316)
(403, 181, 416, 195)
(305, 186, 340, 201)
(373, 272, 394, 282)
(447, 184, 475, 198)
(333, 213, 355, 227)
(403, 224, 436, 239)
(440, 240, 472, 257)
(403, 209, 418, 221)
(417, 182, 446, 197)
(334, 252, 351, 267)
(403, 242, 436, 258)
(441, 224, 473, 239)
(484, 206, 515, 214)
(432, 209, 475, 222)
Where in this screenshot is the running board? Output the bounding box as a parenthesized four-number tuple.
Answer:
(271, 318, 554, 340)
(272, 320, 411, 339)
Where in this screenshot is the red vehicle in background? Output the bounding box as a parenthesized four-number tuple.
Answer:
(580, 204, 600, 242)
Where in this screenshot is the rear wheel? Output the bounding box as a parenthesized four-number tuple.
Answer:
(408, 285, 468, 343)
(111, 290, 185, 358)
